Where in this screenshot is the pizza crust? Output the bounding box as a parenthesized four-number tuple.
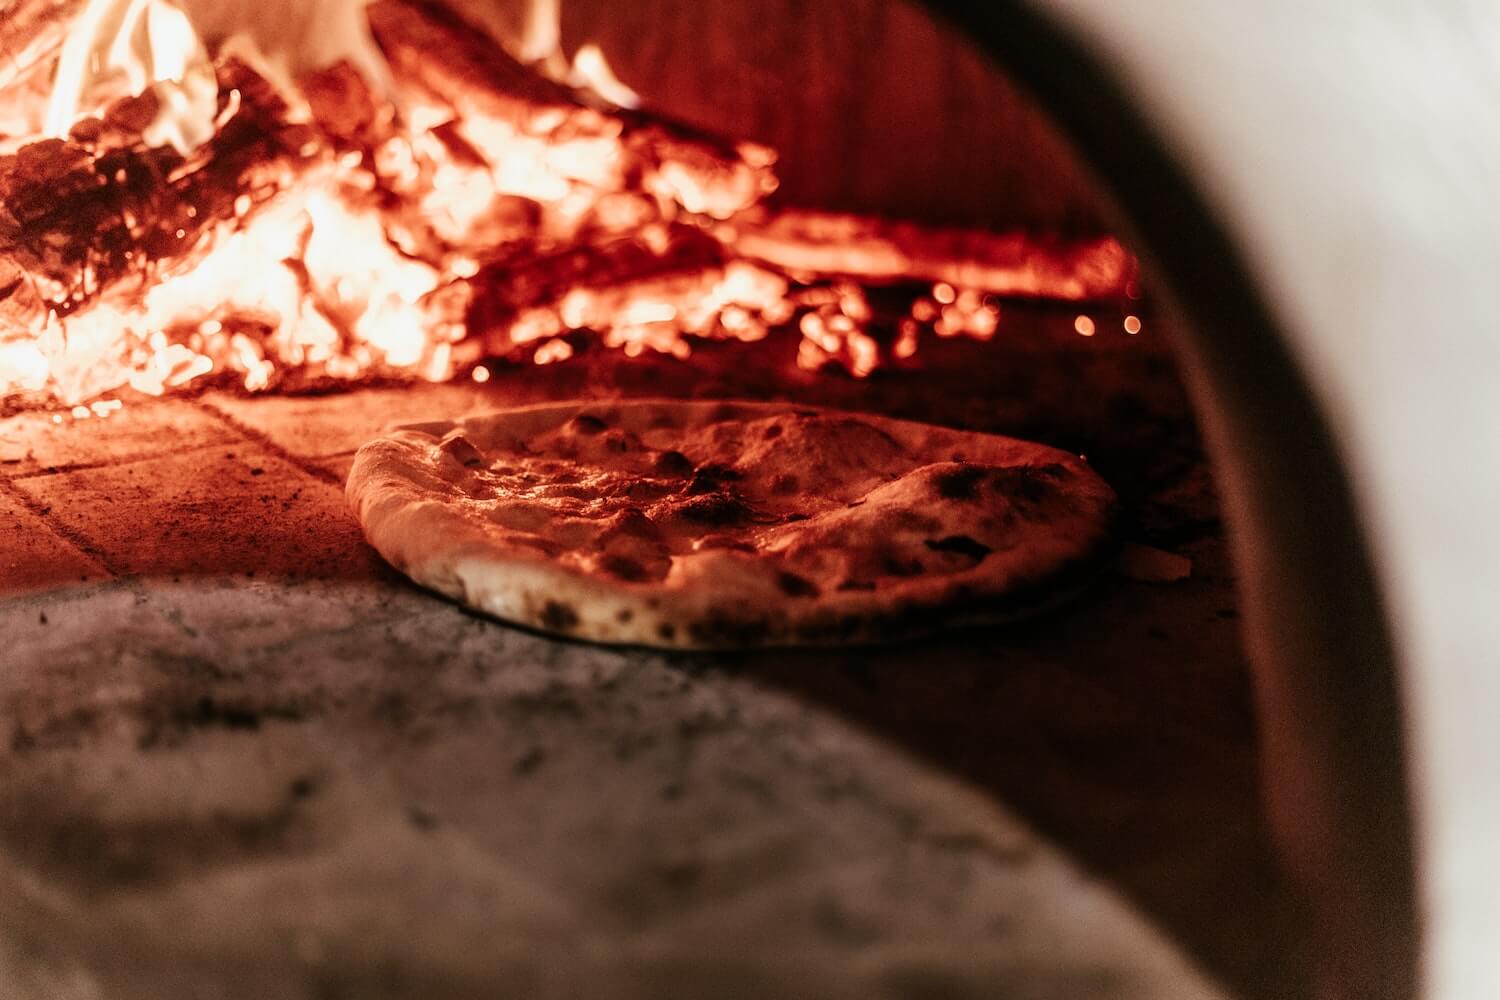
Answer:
(346, 399, 1118, 648)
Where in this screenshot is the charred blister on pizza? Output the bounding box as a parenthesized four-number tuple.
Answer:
(539, 600, 579, 632)
(626, 480, 673, 502)
(695, 533, 757, 553)
(686, 463, 742, 495)
(600, 430, 633, 453)
(674, 494, 753, 526)
(653, 449, 694, 477)
(924, 535, 995, 562)
(988, 465, 1065, 506)
(688, 612, 773, 646)
(508, 535, 564, 557)
(569, 414, 608, 436)
(598, 554, 651, 582)
(932, 464, 988, 501)
(775, 570, 820, 598)
(611, 508, 662, 539)
(880, 553, 926, 577)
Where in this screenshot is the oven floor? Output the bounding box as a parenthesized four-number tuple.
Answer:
(0, 315, 1305, 999)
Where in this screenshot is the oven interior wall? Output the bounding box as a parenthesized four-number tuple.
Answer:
(0, 1, 1308, 998)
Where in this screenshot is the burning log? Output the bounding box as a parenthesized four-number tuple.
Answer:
(0, 59, 323, 327)
(730, 209, 1134, 302)
(367, 0, 776, 225)
(452, 223, 732, 358)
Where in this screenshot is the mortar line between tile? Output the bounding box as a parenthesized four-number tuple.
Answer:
(6, 439, 243, 482)
(0, 475, 126, 578)
(191, 399, 346, 487)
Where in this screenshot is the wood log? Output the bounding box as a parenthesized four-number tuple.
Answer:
(0, 59, 324, 325)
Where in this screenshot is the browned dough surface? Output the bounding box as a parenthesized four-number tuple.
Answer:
(346, 399, 1117, 648)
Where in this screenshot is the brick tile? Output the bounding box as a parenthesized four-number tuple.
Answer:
(15, 446, 384, 581)
(200, 384, 493, 459)
(0, 399, 240, 477)
(0, 490, 110, 597)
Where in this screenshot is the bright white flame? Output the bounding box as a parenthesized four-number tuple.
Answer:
(568, 44, 640, 110)
(46, 0, 218, 154)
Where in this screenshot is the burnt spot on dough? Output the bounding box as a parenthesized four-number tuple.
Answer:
(654, 449, 694, 476)
(776, 571, 820, 598)
(600, 554, 650, 582)
(697, 534, 756, 553)
(626, 480, 672, 502)
(881, 554, 925, 577)
(617, 609, 634, 623)
(657, 623, 676, 641)
(509, 535, 563, 557)
(676, 493, 753, 526)
(686, 463, 741, 495)
(933, 465, 987, 501)
(763, 423, 784, 440)
(989, 465, 1064, 505)
(687, 613, 770, 646)
(539, 601, 579, 632)
(615, 509, 661, 538)
(924, 535, 994, 561)
(570, 414, 608, 435)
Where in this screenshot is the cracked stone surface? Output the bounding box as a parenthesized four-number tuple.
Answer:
(0, 313, 1299, 999)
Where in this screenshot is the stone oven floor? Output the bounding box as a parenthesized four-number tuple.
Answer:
(0, 317, 1303, 999)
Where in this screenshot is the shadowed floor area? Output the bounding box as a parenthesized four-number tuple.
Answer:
(0, 307, 1305, 999)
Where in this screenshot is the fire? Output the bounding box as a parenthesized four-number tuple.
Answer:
(0, 0, 1136, 411)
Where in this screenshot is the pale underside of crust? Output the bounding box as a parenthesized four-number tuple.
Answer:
(346, 399, 1118, 649)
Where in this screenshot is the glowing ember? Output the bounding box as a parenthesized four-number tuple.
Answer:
(0, 0, 1139, 411)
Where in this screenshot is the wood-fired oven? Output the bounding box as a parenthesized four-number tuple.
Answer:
(3, 2, 1493, 1000)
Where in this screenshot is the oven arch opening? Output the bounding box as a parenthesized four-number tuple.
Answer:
(914, 4, 1418, 999)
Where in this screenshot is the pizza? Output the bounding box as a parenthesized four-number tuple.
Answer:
(346, 399, 1117, 648)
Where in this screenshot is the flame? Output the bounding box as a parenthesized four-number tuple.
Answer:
(511, 0, 640, 109)
(0, 0, 1138, 410)
(46, 0, 218, 153)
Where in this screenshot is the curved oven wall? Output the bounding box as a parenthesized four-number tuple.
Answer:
(923, 4, 1499, 1000)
